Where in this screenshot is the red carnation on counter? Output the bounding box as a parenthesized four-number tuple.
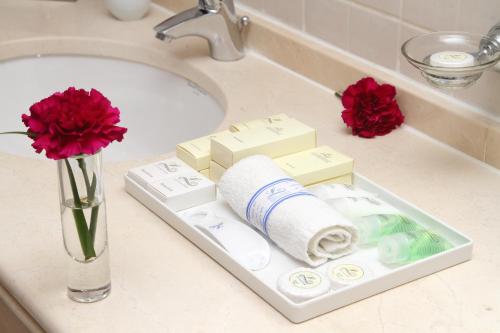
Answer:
(339, 77, 404, 138)
(22, 87, 127, 159)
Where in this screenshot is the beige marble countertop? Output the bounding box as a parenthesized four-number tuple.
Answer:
(0, 0, 499, 332)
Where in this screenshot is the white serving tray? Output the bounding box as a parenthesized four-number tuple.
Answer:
(124, 173, 473, 323)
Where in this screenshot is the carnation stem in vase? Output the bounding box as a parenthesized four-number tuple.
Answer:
(77, 159, 93, 198)
(88, 173, 99, 245)
(89, 205, 100, 246)
(76, 158, 100, 247)
(64, 159, 96, 260)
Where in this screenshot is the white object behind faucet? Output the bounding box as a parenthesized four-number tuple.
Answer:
(105, 0, 151, 21)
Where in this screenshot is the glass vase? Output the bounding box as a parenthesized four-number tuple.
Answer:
(57, 151, 111, 303)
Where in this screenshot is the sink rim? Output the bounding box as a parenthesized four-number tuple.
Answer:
(0, 36, 228, 114)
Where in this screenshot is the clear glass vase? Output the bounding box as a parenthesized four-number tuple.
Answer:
(57, 151, 111, 302)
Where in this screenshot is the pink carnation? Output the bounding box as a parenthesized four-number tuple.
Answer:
(22, 87, 127, 160)
(341, 77, 404, 138)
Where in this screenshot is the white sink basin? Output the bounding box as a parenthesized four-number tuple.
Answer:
(0, 55, 224, 161)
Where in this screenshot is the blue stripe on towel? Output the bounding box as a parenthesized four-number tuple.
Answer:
(261, 192, 314, 235)
(245, 178, 294, 221)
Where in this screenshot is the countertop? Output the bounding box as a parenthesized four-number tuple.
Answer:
(0, 0, 499, 332)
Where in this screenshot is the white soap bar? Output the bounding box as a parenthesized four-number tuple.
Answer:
(325, 260, 373, 290)
(186, 210, 271, 271)
(429, 51, 474, 68)
(127, 158, 190, 188)
(147, 172, 216, 211)
(277, 268, 331, 303)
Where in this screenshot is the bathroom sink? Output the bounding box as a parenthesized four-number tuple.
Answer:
(0, 55, 224, 161)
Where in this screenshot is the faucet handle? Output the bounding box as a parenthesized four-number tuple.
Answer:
(198, 0, 235, 15)
(199, 0, 219, 11)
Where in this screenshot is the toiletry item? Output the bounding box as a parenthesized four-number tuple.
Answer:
(230, 113, 290, 132)
(211, 119, 317, 168)
(311, 184, 422, 245)
(105, 0, 150, 21)
(147, 172, 216, 211)
(209, 160, 226, 182)
(275, 146, 353, 186)
(187, 210, 271, 271)
(311, 184, 396, 220)
(429, 51, 475, 68)
(305, 174, 353, 188)
(378, 230, 453, 264)
(218, 155, 358, 266)
(127, 158, 190, 188)
(311, 184, 423, 245)
(311, 183, 377, 203)
(277, 268, 331, 302)
(199, 169, 210, 177)
(355, 214, 422, 245)
(176, 130, 231, 171)
(325, 260, 373, 289)
(334, 196, 399, 219)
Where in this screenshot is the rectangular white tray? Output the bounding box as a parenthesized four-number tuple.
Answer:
(124, 173, 473, 323)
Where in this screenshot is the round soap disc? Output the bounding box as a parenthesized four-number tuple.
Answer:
(277, 267, 331, 303)
(429, 51, 475, 68)
(326, 261, 373, 289)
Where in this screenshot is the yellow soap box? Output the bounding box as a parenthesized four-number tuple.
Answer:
(176, 114, 292, 171)
(176, 130, 230, 171)
(211, 118, 317, 168)
(229, 113, 290, 132)
(275, 146, 353, 186)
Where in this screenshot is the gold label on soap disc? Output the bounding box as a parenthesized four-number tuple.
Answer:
(289, 271, 322, 289)
(329, 264, 364, 282)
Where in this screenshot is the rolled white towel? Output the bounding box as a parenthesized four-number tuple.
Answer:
(218, 155, 358, 266)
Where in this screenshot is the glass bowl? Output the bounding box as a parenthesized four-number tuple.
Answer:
(402, 32, 500, 89)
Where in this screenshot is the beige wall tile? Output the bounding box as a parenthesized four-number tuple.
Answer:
(246, 16, 365, 92)
(459, 0, 500, 34)
(352, 0, 401, 17)
(305, 0, 350, 49)
(398, 23, 431, 83)
(402, 0, 459, 31)
(241, 0, 304, 29)
(485, 124, 500, 168)
(349, 5, 399, 69)
(236, 0, 264, 11)
(398, 90, 488, 160)
(450, 71, 500, 117)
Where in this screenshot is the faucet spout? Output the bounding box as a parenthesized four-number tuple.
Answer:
(154, 0, 249, 61)
(154, 8, 204, 40)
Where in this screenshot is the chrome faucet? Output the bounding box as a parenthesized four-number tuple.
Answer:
(480, 22, 500, 56)
(154, 0, 249, 61)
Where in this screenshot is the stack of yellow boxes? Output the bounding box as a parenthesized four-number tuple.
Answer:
(175, 114, 353, 187)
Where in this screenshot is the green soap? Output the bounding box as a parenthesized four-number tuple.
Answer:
(378, 230, 453, 264)
(355, 214, 422, 245)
